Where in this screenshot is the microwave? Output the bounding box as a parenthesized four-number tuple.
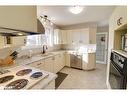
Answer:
(121, 33, 127, 51)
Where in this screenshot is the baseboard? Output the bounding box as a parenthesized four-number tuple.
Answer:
(96, 61, 106, 64)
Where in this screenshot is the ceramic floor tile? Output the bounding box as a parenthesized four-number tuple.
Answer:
(57, 63, 107, 89)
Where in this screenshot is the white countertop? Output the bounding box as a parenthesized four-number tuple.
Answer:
(1, 50, 95, 69)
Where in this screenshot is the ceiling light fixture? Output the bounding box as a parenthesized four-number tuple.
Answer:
(69, 6, 84, 14)
(40, 15, 54, 26)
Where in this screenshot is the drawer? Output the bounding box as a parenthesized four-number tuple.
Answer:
(27, 60, 45, 70)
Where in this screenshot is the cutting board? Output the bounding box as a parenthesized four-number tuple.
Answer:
(0, 56, 14, 66)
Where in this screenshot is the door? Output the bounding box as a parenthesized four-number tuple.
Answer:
(96, 32, 108, 64)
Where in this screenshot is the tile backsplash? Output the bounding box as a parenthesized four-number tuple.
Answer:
(0, 43, 96, 59)
(0, 44, 61, 59)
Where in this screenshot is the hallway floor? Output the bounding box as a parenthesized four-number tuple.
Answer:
(57, 63, 107, 89)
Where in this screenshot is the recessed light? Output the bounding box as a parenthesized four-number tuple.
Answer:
(18, 33, 23, 35)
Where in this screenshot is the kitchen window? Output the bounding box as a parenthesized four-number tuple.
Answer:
(26, 27, 53, 47)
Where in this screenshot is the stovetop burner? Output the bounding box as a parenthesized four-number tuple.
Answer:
(0, 75, 14, 84)
(30, 72, 43, 79)
(4, 79, 28, 90)
(16, 69, 32, 76)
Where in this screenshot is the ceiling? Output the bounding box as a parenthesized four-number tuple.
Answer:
(37, 6, 115, 27)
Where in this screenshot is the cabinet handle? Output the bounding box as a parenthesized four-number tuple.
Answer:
(37, 63, 42, 66)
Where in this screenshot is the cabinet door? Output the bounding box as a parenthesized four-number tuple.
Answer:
(54, 29, 59, 44)
(54, 53, 65, 73)
(61, 30, 67, 44)
(38, 60, 45, 70)
(66, 30, 73, 44)
(54, 55, 60, 73)
(73, 30, 80, 44)
(67, 30, 79, 44)
(65, 53, 70, 67)
(53, 29, 62, 44)
(45, 57, 54, 73)
(58, 53, 65, 71)
(80, 29, 89, 44)
(61, 53, 65, 68)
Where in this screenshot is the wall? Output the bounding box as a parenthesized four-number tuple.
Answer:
(97, 25, 109, 33)
(59, 22, 97, 30)
(0, 44, 61, 60)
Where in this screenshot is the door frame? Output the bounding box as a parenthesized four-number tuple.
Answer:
(96, 32, 108, 64)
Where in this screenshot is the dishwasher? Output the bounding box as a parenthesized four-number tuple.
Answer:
(70, 53, 82, 69)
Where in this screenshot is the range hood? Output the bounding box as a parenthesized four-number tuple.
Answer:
(37, 18, 45, 34)
(0, 19, 45, 36)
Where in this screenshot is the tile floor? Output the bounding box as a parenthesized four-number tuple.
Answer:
(58, 63, 107, 89)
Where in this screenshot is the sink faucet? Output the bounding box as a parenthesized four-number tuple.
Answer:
(42, 45, 48, 54)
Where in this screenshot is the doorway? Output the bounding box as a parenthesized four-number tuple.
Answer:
(96, 32, 108, 64)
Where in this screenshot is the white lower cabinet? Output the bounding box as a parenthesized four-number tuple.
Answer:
(54, 55, 60, 73)
(54, 53, 65, 73)
(27, 52, 66, 74)
(65, 52, 70, 67)
(44, 80, 55, 89)
(82, 53, 96, 70)
(44, 57, 54, 73)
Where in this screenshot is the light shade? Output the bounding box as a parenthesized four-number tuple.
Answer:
(69, 6, 84, 14)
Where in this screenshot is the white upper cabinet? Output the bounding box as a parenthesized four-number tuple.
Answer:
(0, 6, 37, 32)
(80, 28, 89, 44)
(66, 30, 73, 44)
(60, 30, 67, 44)
(53, 29, 62, 44)
(72, 30, 80, 44)
(66, 28, 89, 44)
(53, 28, 90, 45)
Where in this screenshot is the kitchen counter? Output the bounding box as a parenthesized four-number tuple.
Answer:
(1, 49, 96, 69)
(1, 50, 66, 69)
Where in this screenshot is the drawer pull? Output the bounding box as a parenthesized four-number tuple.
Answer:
(37, 63, 42, 65)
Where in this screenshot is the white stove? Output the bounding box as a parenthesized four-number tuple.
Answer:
(0, 65, 49, 90)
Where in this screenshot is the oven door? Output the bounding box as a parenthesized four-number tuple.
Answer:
(109, 62, 125, 89)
